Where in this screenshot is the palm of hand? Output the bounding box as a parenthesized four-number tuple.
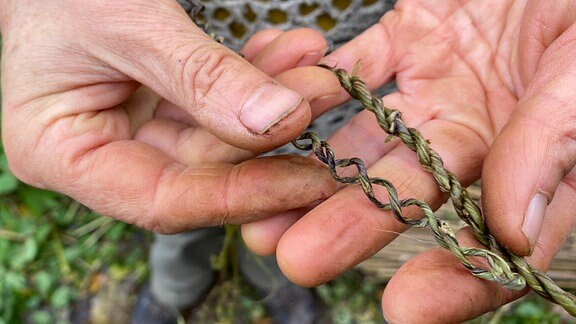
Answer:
(363, 0, 521, 151)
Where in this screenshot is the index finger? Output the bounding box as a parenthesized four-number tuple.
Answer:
(62, 140, 337, 233)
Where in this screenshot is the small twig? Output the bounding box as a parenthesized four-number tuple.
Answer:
(81, 218, 116, 250)
(0, 229, 27, 242)
(72, 215, 113, 237)
(51, 230, 72, 278)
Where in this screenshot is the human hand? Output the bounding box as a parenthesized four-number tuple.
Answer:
(0, 0, 341, 232)
(242, 0, 576, 321)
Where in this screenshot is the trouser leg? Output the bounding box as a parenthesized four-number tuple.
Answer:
(238, 240, 316, 324)
(149, 227, 224, 310)
(237, 240, 290, 295)
(149, 226, 301, 310)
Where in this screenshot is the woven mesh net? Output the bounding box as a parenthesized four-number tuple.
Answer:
(178, 0, 394, 50)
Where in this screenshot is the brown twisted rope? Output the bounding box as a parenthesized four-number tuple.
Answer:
(291, 65, 576, 316)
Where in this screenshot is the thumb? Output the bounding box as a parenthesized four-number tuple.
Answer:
(80, 1, 310, 151)
(483, 76, 576, 256)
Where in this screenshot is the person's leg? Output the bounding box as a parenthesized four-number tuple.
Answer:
(238, 246, 289, 294)
(150, 228, 225, 309)
(238, 242, 316, 324)
(133, 228, 224, 323)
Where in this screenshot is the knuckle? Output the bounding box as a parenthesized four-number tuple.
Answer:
(520, 91, 576, 142)
(4, 114, 91, 191)
(180, 44, 239, 110)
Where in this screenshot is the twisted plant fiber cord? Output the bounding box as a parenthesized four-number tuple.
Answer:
(292, 65, 576, 316)
(186, 2, 576, 316)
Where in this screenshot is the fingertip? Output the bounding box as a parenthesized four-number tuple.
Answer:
(249, 28, 329, 76)
(274, 66, 346, 117)
(241, 209, 305, 256)
(220, 80, 311, 152)
(276, 224, 336, 287)
(322, 22, 394, 88)
(481, 120, 552, 257)
(252, 94, 312, 150)
(240, 29, 284, 61)
(482, 89, 576, 256)
(521, 191, 548, 255)
(241, 225, 277, 256)
(275, 190, 381, 287)
(482, 178, 533, 257)
(382, 246, 521, 323)
(239, 82, 306, 135)
(381, 249, 462, 323)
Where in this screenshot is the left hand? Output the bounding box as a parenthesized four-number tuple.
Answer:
(0, 0, 341, 233)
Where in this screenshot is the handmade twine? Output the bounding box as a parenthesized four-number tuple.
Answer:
(291, 65, 576, 316)
(188, 2, 576, 316)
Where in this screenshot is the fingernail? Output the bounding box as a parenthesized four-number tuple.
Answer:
(311, 92, 340, 103)
(240, 83, 303, 134)
(522, 192, 547, 254)
(297, 48, 328, 67)
(318, 56, 339, 68)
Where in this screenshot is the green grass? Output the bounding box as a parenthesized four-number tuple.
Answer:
(0, 134, 149, 323)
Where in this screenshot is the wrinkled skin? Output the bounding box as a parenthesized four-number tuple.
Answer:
(241, 0, 576, 322)
(0, 0, 342, 233)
